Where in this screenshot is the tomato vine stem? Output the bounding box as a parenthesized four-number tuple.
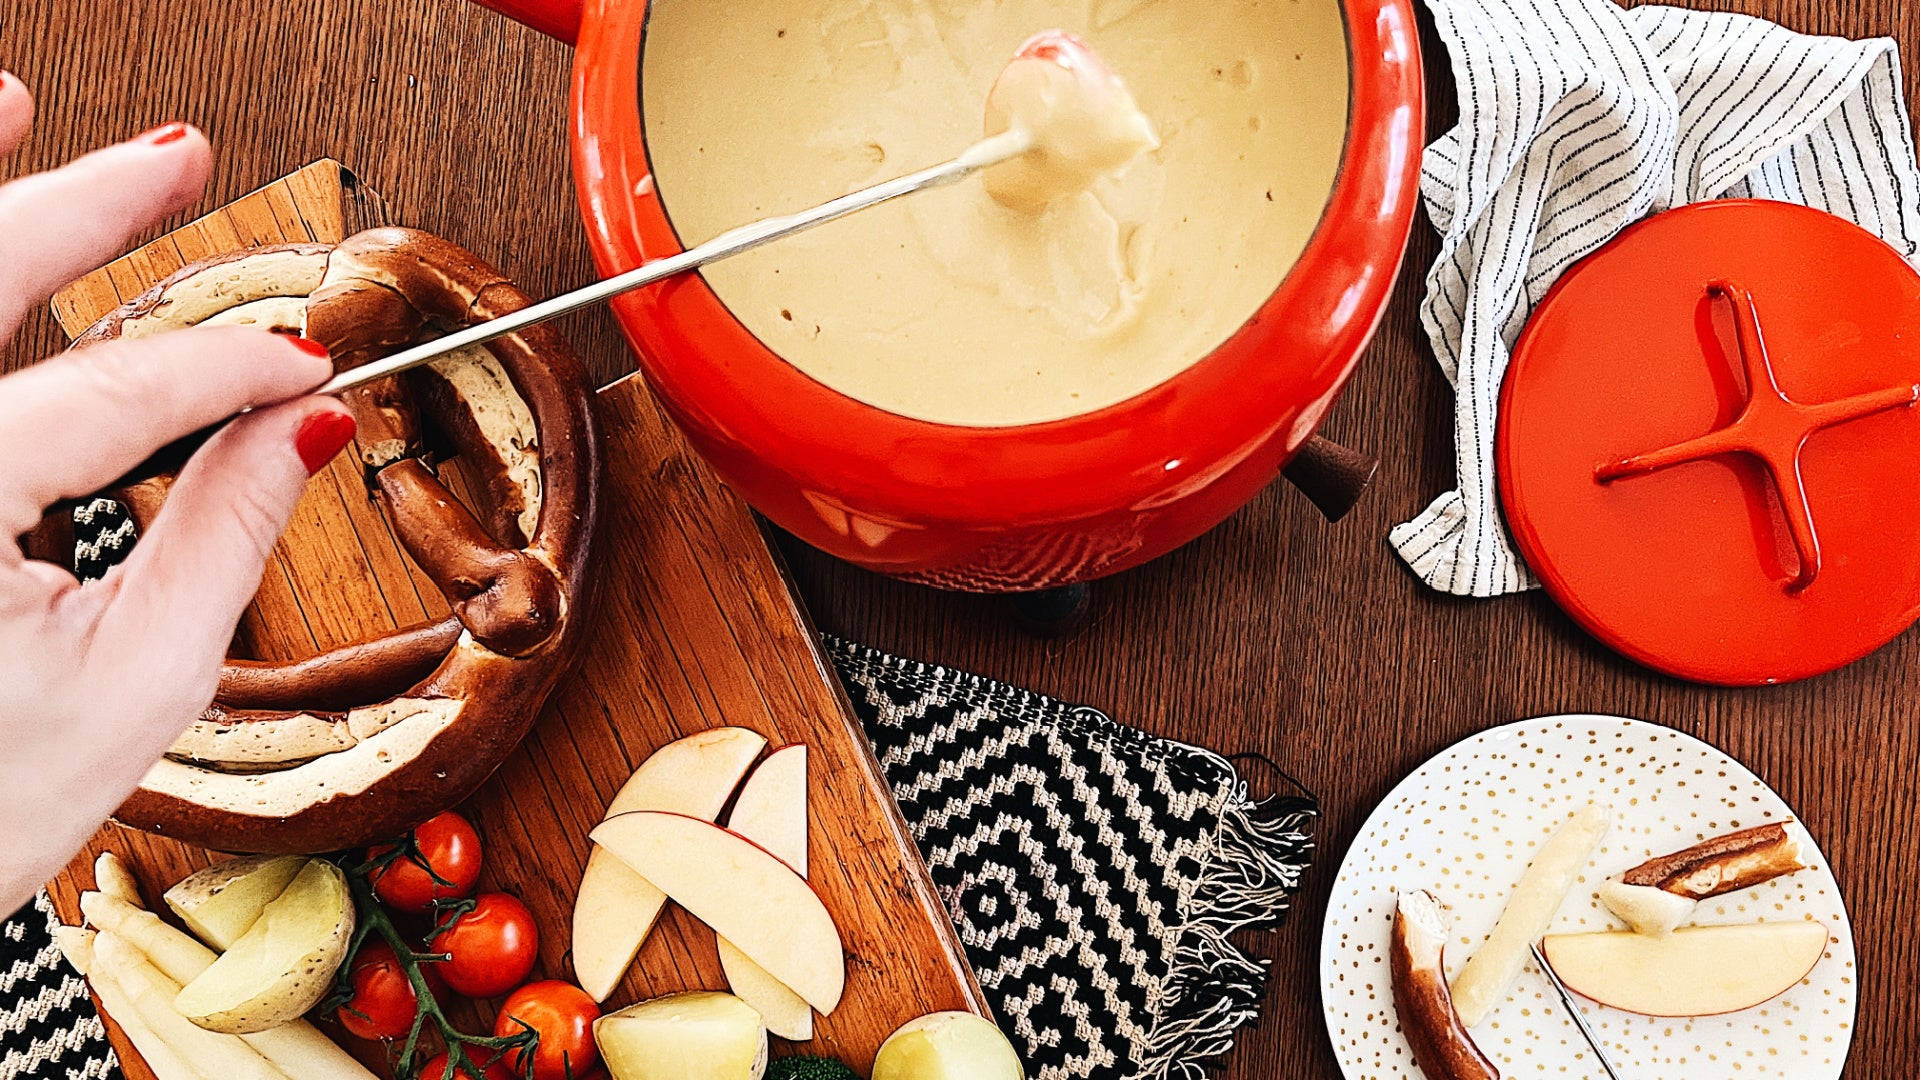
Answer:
(324, 847, 538, 1080)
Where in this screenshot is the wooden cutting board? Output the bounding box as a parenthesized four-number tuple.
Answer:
(41, 161, 985, 1078)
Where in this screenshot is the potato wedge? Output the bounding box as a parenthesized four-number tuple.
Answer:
(166, 855, 308, 949)
(595, 991, 767, 1080)
(872, 1012, 1024, 1080)
(174, 860, 353, 1034)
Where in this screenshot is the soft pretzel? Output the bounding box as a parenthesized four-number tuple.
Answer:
(72, 228, 601, 853)
(1391, 890, 1499, 1080)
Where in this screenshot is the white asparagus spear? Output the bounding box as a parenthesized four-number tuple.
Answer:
(60, 921, 207, 1080)
(242, 1018, 384, 1080)
(53, 925, 96, 975)
(81, 891, 216, 983)
(64, 929, 209, 1080)
(95, 851, 144, 906)
(115, 925, 379, 1080)
(94, 931, 265, 1080)
(81, 888, 378, 1079)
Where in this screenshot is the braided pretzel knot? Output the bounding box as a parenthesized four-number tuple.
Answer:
(71, 228, 601, 853)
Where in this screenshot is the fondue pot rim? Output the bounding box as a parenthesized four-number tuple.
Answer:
(570, 0, 1423, 526)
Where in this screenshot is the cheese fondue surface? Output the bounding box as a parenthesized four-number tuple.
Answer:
(641, 0, 1351, 427)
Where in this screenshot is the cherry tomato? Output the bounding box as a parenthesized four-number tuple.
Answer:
(369, 811, 483, 913)
(494, 981, 601, 1080)
(431, 892, 539, 998)
(417, 1051, 511, 1080)
(335, 941, 422, 1040)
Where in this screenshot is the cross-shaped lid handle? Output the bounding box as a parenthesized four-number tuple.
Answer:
(1594, 281, 1918, 593)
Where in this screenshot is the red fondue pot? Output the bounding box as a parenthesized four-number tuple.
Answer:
(475, 0, 1424, 590)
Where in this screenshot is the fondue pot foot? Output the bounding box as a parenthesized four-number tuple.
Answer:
(1010, 583, 1091, 636)
(1283, 437, 1381, 523)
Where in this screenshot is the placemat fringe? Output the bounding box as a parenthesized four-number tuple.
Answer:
(1130, 789, 1316, 1080)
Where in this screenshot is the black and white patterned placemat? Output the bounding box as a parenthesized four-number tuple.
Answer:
(3, 501, 1316, 1080)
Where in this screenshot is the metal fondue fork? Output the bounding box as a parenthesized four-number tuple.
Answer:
(1530, 942, 1627, 1080)
(98, 130, 1033, 490)
(317, 128, 1034, 397)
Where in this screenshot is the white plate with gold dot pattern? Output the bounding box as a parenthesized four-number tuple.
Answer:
(1321, 714, 1856, 1079)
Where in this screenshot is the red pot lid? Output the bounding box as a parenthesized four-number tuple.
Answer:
(1498, 200, 1920, 685)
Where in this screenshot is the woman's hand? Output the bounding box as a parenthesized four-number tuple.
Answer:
(0, 74, 358, 908)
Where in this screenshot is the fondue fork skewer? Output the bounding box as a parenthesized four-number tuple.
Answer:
(101, 131, 1033, 491)
(1529, 942, 1626, 1080)
(316, 129, 1034, 397)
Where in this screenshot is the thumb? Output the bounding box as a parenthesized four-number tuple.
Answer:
(105, 397, 356, 670)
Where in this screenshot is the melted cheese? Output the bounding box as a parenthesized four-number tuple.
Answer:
(641, 0, 1350, 427)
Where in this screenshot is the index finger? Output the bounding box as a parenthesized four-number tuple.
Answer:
(0, 122, 212, 340)
(0, 327, 332, 537)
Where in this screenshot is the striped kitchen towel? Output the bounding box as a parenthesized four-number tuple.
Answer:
(1392, 1, 1920, 596)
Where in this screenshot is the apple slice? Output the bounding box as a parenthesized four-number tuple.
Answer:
(726, 746, 808, 877)
(1542, 921, 1828, 1016)
(718, 746, 813, 1040)
(573, 727, 767, 1001)
(592, 811, 844, 1014)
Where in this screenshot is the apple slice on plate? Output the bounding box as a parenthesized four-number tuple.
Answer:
(1542, 920, 1828, 1016)
(573, 727, 767, 1001)
(593, 810, 845, 1014)
(718, 746, 813, 1040)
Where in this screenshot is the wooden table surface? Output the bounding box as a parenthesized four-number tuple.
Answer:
(1, 0, 1914, 1077)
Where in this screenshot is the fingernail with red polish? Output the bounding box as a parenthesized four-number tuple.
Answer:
(137, 122, 190, 146)
(289, 336, 330, 360)
(295, 410, 356, 476)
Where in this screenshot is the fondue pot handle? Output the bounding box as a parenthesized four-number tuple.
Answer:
(1283, 436, 1380, 523)
(467, 0, 581, 43)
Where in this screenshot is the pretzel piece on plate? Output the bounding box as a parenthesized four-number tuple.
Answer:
(1620, 822, 1804, 900)
(1391, 890, 1499, 1080)
(71, 228, 601, 853)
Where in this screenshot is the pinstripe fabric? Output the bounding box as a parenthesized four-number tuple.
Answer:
(1392, 1, 1920, 596)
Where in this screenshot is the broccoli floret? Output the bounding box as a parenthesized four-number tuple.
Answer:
(765, 1056, 859, 1080)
